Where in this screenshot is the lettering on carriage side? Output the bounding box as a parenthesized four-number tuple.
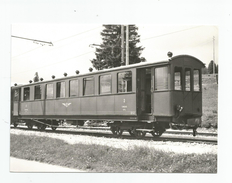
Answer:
(62, 103, 72, 107)
(24, 104, 28, 112)
(122, 105, 127, 111)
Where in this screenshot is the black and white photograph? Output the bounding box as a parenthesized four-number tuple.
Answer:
(1, 0, 231, 183)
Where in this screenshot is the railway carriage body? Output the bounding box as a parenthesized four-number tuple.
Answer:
(11, 54, 204, 136)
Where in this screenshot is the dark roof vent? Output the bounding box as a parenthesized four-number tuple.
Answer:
(167, 51, 173, 58)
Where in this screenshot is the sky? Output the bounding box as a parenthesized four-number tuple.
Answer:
(11, 24, 218, 85)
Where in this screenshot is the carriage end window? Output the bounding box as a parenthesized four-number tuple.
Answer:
(83, 77, 94, 96)
(100, 75, 112, 94)
(23, 87, 30, 101)
(185, 68, 191, 91)
(194, 69, 200, 91)
(34, 85, 42, 99)
(174, 67, 182, 90)
(155, 66, 168, 91)
(117, 71, 132, 93)
(56, 82, 65, 98)
(70, 80, 79, 97)
(14, 89, 19, 101)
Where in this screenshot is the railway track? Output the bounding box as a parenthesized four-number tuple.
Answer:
(77, 126, 218, 137)
(12, 122, 217, 137)
(10, 125, 217, 145)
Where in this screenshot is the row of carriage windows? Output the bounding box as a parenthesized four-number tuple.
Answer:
(16, 68, 200, 101)
(20, 71, 132, 101)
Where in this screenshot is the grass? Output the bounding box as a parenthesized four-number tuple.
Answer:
(10, 134, 217, 173)
(202, 74, 218, 128)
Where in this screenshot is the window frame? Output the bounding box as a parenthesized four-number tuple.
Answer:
(154, 66, 169, 91)
(184, 68, 191, 92)
(117, 71, 132, 93)
(34, 85, 42, 100)
(69, 79, 79, 97)
(99, 74, 112, 95)
(46, 83, 54, 99)
(14, 89, 19, 101)
(56, 81, 66, 98)
(193, 69, 201, 92)
(174, 66, 182, 91)
(23, 87, 30, 101)
(83, 77, 94, 96)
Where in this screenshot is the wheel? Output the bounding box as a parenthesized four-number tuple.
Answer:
(51, 127, 57, 131)
(27, 124, 33, 130)
(151, 129, 165, 137)
(40, 125, 46, 131)
(151, 126, 165, 137)
(13, 123, 18, 128)
(128, 130, 136, 137)
(110, 127, 124, 136)
(135, 131, 146, 138)
(151, 131, 162, 137)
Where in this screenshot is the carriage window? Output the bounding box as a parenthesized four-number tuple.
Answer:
(70, 79, 79, 97)
(34, 85, 42, 99)
(83, 77, 94, 96)
(185, 68, 191, 91)
(117, 71, 132, 93)
(46, 84, 53, 99)
(155, 67, 168, 91)
(56, 82, 65, 98)
(14, 89, 19, 101)
(100, 75, 111, 94)
(23, 87, 30, 101)
(194, 69, 200, 91)
(174, 67, 182, 90)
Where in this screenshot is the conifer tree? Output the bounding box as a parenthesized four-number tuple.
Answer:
(208, 60, 217, 74)
(33, 72, 39, 82)
(90, 25, 146, 70)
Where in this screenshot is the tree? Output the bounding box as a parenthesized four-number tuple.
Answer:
(33, 72, 39, 82)
(216, 64, 218, 74)
(202, 67, 208, 74)
(90, 25, 146, 70)
(208, 60, 217, 74)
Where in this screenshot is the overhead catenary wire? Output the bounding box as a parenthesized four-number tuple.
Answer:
(12, 25, 214, 76)
(12, 51, 94, 75)
(12, 26, 102, 59)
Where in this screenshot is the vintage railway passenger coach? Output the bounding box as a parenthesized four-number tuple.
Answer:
(11, 54, 205, 136)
